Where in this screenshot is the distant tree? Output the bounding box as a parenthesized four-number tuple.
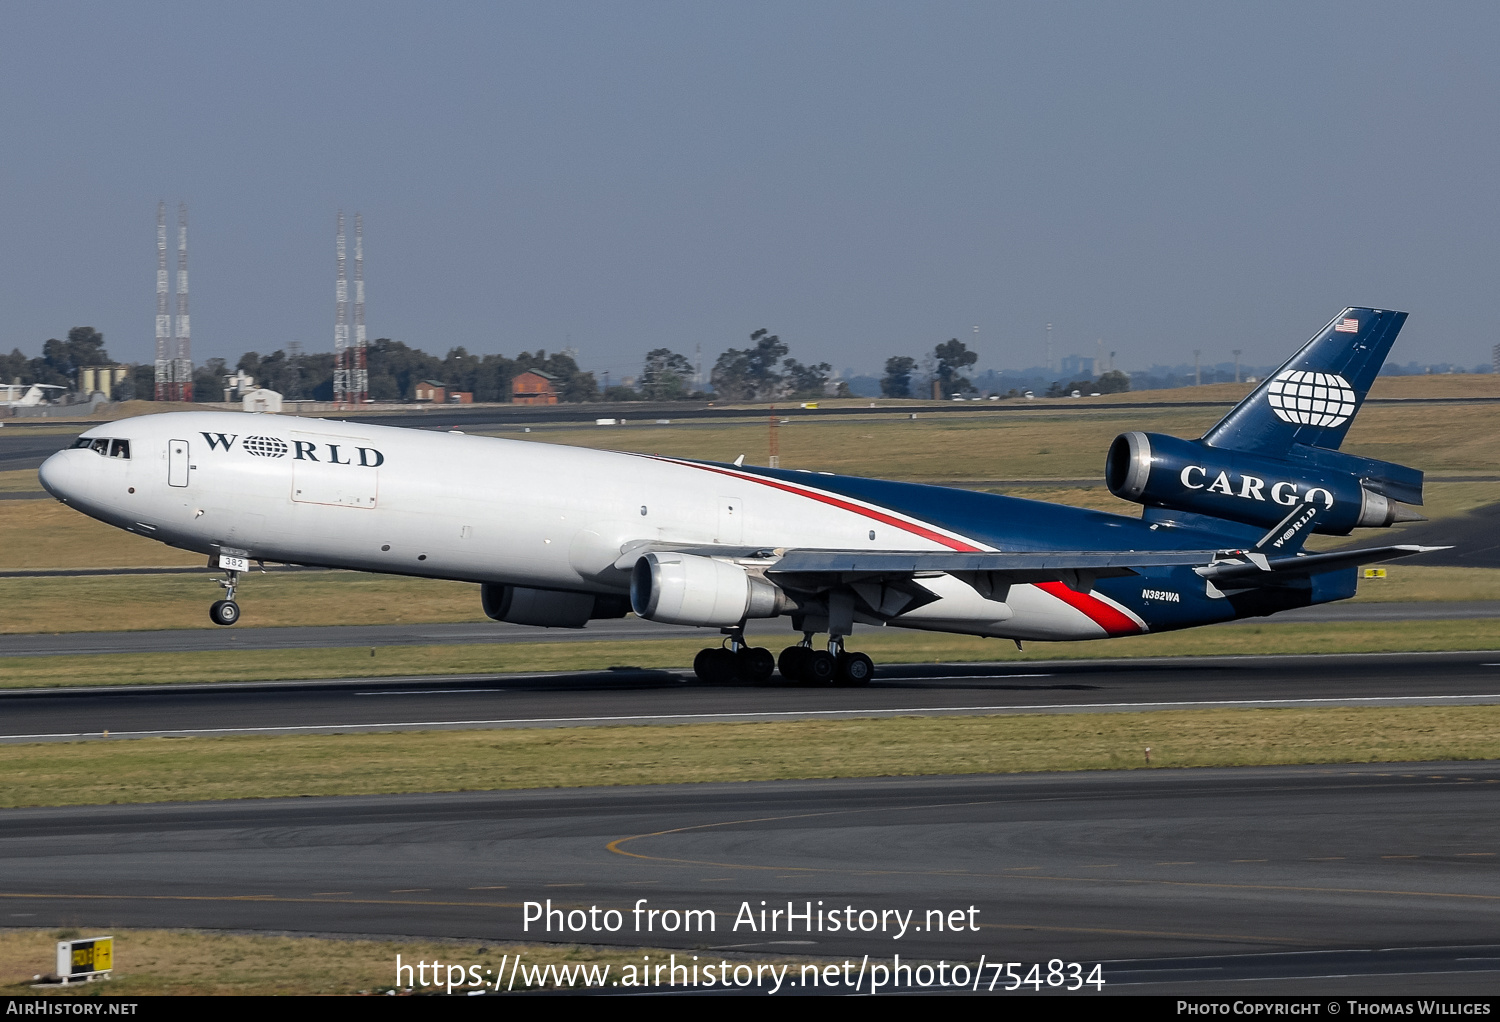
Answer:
(0, 348, 28, 385)
(602, 383, 641, 401)
(365, 338, 443, 400)
(111, 368, 138, 401)
(128, 363, 155, 400)
(0, 330, 121, 391)
(782, 358, 834, 399)
(933, 339, 978, 398)
(640, 348, 694, 400)
(234, 348, 334, 400)
(442, 346, 481, 396)
(191, 358, 229, 402)
(470, 354, 518, 402)
(880, 356, 917, 398)
(709, 348, 753, 401)
(711, 329, 788, 401)
(1095, 369, 1130, 394)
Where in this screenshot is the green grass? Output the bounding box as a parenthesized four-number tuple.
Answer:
(7, 618, 1500, 690)
(0, 497, 204, 570)
(0, 570, 486, 633)
(0, 468, 46, 492)
(6, 706, 1500, 808)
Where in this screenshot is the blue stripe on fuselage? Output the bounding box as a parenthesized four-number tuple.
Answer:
(723, 463, 1337, 633)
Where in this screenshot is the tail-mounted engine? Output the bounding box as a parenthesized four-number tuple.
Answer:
(631, 551, 793, 627)
(1105, 431, 1424, 535)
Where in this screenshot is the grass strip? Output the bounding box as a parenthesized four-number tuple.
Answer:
(0, 570, 485, 634)
(0, 928, 739, 995)
(7, 619, 1500, 690)
(5, 706, 1500, 808)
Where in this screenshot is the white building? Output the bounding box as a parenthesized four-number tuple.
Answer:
(242, 388, 282, 413)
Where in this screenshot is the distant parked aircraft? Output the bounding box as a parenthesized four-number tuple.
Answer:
(1, 383, 66, 407)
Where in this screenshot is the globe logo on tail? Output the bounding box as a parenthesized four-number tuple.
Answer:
(1265, 370, 1356, 427)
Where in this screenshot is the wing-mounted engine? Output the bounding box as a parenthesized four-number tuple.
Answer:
(481, 584, 631, 628)
(630, 551, 794, 627)
(1106, 431, 1424, 535)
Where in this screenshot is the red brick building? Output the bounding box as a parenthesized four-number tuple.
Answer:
(414, 380, 447, 403)
(512, 369, 559, 405)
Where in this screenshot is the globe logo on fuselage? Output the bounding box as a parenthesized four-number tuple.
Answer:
(1266, 370, 1355, 428)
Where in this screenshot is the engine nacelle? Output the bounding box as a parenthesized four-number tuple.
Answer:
(630, 552, 790, 627)
(481, 584, 630, 628)
(1105, 432, 1422, 534)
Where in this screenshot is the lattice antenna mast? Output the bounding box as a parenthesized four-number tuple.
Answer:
(334, 212, 349, 405)
(352, 213, 368, 403)
(154, 203, 171, 400)
(174, 203, 193, 401)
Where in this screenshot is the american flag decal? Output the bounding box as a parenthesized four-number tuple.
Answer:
(1334, 317, 1359, 333)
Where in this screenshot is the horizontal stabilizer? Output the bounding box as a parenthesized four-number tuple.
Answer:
(1195, 544, 1448, 586)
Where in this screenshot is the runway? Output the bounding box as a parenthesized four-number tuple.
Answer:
(5, 651, 1500, 743)
(2, 765, 1497, 993)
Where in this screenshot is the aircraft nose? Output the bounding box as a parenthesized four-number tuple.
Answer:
(38, 450, 80, 501)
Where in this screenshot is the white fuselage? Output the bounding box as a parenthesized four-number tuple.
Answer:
(39, 411, 1143, 641)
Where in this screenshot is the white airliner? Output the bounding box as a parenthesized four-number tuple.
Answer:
(2, 383, 66, 407)
(38, 309, 1437, 685)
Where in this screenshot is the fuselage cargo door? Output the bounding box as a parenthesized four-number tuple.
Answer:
(168, 439, 190, 487)
(290, 432, 379, 508)
(716, 495, 743, 545)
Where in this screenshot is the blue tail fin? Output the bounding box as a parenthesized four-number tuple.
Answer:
(1201, 308, 1406, 456)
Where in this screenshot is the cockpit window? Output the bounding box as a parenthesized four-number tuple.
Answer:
(70, 437, 129, 459)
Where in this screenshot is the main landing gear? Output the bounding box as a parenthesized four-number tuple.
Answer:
(692, 629, 873, 686)
(692, 628, 776, 685)
(209, 567, 241, 627)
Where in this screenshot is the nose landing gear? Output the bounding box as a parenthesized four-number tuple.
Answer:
(209, 567, 241, 627)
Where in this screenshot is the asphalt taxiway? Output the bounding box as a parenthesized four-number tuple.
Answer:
(3, 765, 1497, 993)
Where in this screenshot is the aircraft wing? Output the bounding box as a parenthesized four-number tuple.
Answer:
(765, 548, 1224, 584)
(616, 541, 1445, 611)
(616, 542, 1232, 598)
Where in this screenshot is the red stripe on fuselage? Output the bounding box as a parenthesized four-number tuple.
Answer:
(641, 456, 982, 552)
(1035, 582, 1144, 636)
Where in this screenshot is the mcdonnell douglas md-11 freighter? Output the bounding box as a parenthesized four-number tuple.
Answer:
(40, 308, 1441, 685)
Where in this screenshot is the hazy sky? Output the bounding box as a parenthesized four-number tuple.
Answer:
(2, 2, 1496, 377)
